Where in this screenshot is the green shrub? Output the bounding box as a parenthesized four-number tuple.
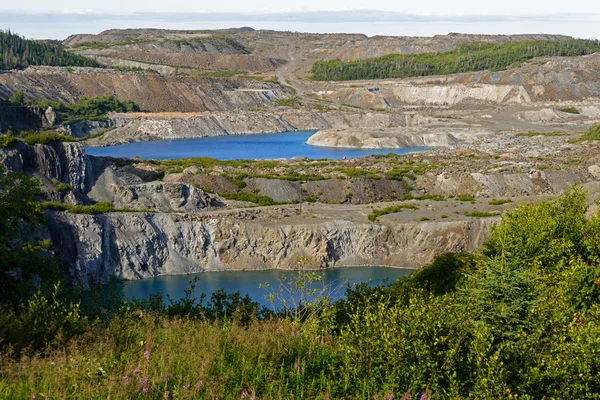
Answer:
(0, 132, 18, 147)
(20, 131, 75, 145)
(559, 106, 579, 114)
(488, 198, 512, 205)
(368, 204, 419, 221)
(221, 192, 280, 206)
(464, 211, 500, 218)
(578, 123, 600, 141)
(7, 90, 26, 106)
(456, 194, 475, 202)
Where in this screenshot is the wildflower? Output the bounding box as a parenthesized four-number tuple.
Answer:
(196, 379, 203, 389)
(144, 350, 150, 361)
(163, 391, 170, 399)
(291, 331, 296, 337)
(183, 384, 188, 390)
(242, 391, 249, 399)
(250, 396, 255, 400)
(134, 367, 140, 374)
(275, 327, 282, 333)
(123, 375, 129, 382)
(308, 350, 312, 356)
(320, 338, 324, 345)
(164, 375, 169, 382)
(314, 335, 319, 341)
(31, 393, 37, 399)
(142, 387, 149, 394)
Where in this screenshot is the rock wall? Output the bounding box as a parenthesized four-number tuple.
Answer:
(48, 211, 495, 288)
(0, 67, 294, 113)
(0, 102, 49, 133)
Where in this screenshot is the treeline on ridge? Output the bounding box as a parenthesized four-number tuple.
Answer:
(0, 29, 101, 70)
(311, 39, 600, 81)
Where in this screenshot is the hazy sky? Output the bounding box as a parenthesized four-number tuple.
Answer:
(1, 1, 599, 39)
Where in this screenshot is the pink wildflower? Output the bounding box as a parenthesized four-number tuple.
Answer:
(144, 350, 150, 361)
(241, 391, 249, 399)
(196, 379, 203, 389)
(31, 394, 37, 399)
(133, 367, 140, 374)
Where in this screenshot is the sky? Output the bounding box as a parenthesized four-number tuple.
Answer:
(0, 1, 598, 40)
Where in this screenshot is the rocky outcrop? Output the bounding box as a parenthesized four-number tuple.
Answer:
(48, 211, 495, 288)
(0, 67, 294, 113)
(307, 128, 459, 149)
(0, 142, 215, 212)
(0, 102, 51, 133)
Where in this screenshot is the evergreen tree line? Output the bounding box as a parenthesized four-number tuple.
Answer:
(311, 39, 600, 81)
(0, 29, 101, 70)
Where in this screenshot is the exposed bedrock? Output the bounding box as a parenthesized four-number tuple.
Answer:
(0, 142, 215, 212)
(48, 211, 495, 288)
(306, 128, 460, 149)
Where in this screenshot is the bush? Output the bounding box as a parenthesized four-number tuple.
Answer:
(559, 106, 579, 114)
(0, 132, 18, 147)
(578, 123, 600, 141)
(7, 90, 26, 106)
(20, 131, 75, 145)
(368, 204, 419, 221)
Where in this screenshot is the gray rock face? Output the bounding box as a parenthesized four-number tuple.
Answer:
(59, 120, 114, 138)
(108, 182, 213, 212)
(245, 178, 304, 203)
(48, 211, 495, 288)
(307, 129, 460, 149)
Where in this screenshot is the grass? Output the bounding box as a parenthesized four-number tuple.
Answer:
(368, 204, 419, 221)
(274, 98, 299, 107)
(488, 198, 512, 206)
(455, 194, 475, 202)
(464, 211, 500, 218)
(41, 201, 154, 214)
(516, 131, 568, 137)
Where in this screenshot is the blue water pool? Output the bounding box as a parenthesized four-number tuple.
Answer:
(86, 131, 428, 160)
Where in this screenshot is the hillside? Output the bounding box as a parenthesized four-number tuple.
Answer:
(311, 39, 600, 81)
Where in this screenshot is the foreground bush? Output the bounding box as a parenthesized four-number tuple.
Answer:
(1, 186, 600, 398)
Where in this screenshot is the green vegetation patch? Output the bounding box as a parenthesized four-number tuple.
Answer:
(41, 201, 153, 214)
(464, 211, 500, 218)
(38, 95, 140, 125)
(368, 203, 419, 221)
(516, 131, 568, 137)
(274, 98, 300, 107)
(20, 131, 75, 145)
(311, 39, 600, 81)
(0, 30, 101, 70)
(488, 198, 513, 206)
(577, 123, 600, 141)
(220, 192, 281, 206)
(559, 106, 580, 114)
(0, 132, 18, 148)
